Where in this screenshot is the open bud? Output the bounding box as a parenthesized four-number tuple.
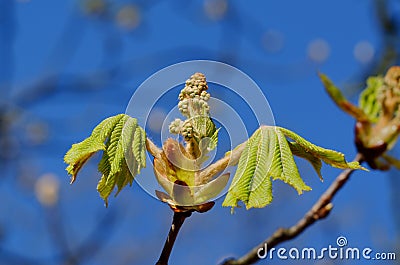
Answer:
(153, 138, 229, 210)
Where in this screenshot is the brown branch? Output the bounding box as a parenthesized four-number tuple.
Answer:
(221, 153, 364, 265)
(156, 211, 192, 265)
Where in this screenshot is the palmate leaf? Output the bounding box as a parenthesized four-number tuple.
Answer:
(223, 126, 364, 210)
(64, 114, 147, 206)
(65, 114, 125, 182)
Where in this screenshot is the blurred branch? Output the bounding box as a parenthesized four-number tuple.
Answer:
(0, 0, 16, 173)
(67, 208, 118, 264)
(389, 169, 400, 242)
(370, 0, 399, 74)
(0, 205, 118, 265)
(44, 205, 78, 265)
(0, 0, 15, 104)
(346, 0, 400, 94)
(221, 153, 364, 265)
(0, 248, 43, 265)
(45, 8, 86, 75)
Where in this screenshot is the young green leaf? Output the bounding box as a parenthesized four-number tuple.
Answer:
(223, 127, 313, 209)
(318, 73, 370, 122)
(65, 114, 125, 183)
(133, 126, 146, 169)
(278, 127, 364, 170)
(288, 142, 323, 180)
(222, 129, 261, 209)
(246, 128, 274, 208)
(64, 114, 147, 206)
(320, 69, 400, 170)
(358, 76, 384, 123)
(207, 127, 220, 151)
(223, 126, 364, 210)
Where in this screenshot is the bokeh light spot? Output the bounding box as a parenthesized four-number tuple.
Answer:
(35, 173, 60, 207)
(116, 5, 141, 31)
(307, 38, 330, 63)
(354, 40, 375, 64)
(81, 0, 107, 16)
(262, 29, 285, 53)
(204, 0, 228, 20)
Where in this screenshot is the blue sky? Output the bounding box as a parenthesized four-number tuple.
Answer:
(0, 1, 398, 264)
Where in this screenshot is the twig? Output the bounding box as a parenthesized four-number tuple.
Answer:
(221, 153, 364, 265)
(156, 211, 192, 265)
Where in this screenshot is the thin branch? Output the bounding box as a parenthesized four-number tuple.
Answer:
(221, 153, 364, 265)
(44, 205, 77, 264)
(156, 211, 192, 265)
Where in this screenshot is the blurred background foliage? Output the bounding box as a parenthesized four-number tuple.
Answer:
(0, 0, 399, 264)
